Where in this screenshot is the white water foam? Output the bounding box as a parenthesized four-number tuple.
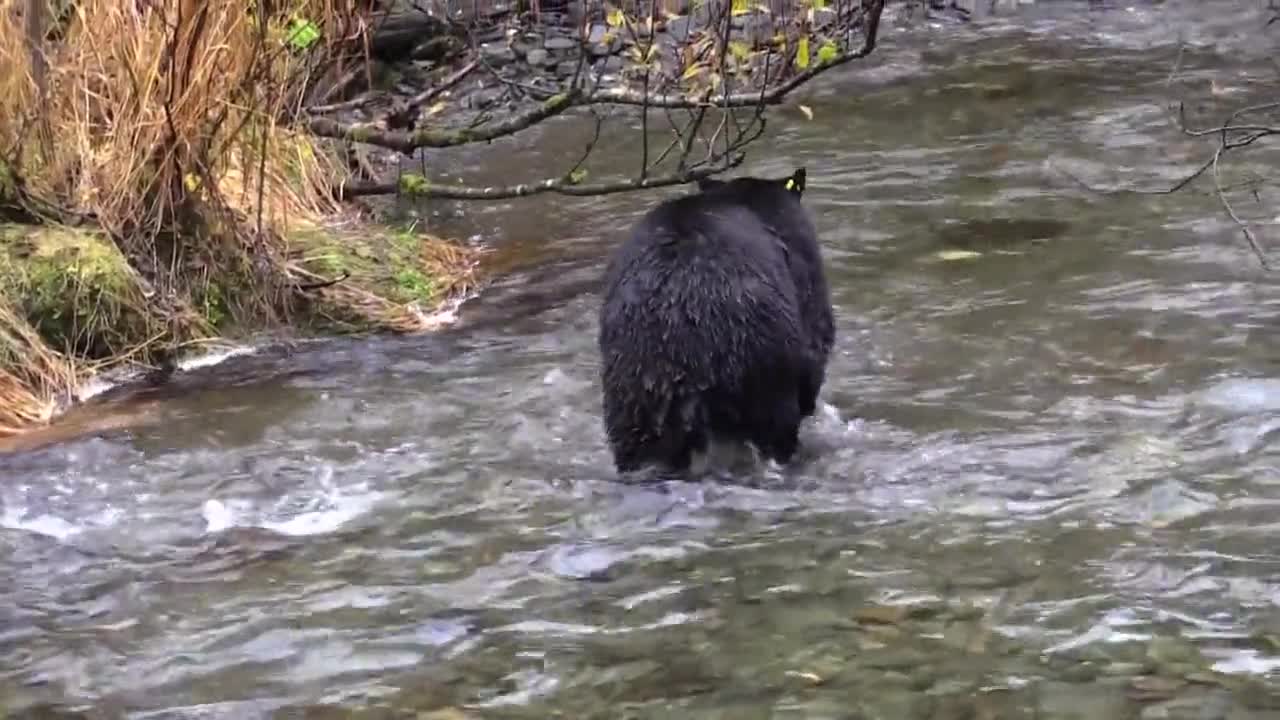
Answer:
(0, 506, 83, 541)
(177, 344, 259, 372)
(74, 344, 261, 403)
(202, 467, 384, 537)
(1210, 649, 1280, 675)
(409, 290, 472, 331)
(0, 503, 123, 542)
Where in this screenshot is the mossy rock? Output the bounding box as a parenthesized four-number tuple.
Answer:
(0, 224, 164, 360)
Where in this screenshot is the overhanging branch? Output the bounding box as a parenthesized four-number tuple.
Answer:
(336, 154, 744, 200)
(306, 90, 580, 153)
(304, 0, 885, 154)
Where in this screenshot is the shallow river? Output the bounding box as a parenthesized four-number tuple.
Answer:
(5, 1, 1280, 717)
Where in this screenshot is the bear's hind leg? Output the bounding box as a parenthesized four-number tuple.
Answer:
(750, 392, 803, 467)
(652, 419, 708, 476)
(606, 421, 708, 478)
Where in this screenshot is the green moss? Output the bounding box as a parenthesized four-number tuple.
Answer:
(391, 267, 436, 304)
(0, 224, 161, 360)
(310, 251, 348, 277)
(398, 173, 430, 196)
(197, 280, 231, 329)
(0, 160, 16, 199)
(389, 226, 420, 253)
(285, 220, 464, 332)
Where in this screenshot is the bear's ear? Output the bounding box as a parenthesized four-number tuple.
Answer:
(783, 167, 806, 195)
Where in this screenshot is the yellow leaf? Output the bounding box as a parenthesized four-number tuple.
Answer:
(183, 172, 201, 192)
(728, 40, 750, 62)
(817, 41, 839, 65)
(606, 6, 625, 27)
(425, 101, 447, 117)
(798, 104, 813, 120)
(785, 670, 825, 685)
(935, 249, 983, 262)
(796, 35, 810, 69)
(813, 0, 827, 7)
(730, 0, 749, 15)
(682, 62, 706, 80)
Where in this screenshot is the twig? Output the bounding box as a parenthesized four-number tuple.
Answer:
(1211, 144, 1270, 269)
(566, 110, 605, 181)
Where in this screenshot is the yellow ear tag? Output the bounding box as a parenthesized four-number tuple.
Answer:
(785, 179, 795, 190)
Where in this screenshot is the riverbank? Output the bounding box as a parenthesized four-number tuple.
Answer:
(0, 217, 481, 438)
(0, 0, 488, 441)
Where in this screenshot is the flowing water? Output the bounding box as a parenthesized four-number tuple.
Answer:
(5, 1, 1280, 717)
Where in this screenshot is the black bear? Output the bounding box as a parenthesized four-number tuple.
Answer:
(597, 167, 835, 476)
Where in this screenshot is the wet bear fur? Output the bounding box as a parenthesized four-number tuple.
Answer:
(597, 167, 835, 476)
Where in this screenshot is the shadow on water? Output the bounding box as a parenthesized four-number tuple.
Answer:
(5, 1, 1280, 717)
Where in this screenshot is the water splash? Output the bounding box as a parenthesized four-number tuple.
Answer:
(203, 466, 385, 537)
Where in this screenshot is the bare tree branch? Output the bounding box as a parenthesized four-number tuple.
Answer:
(306, 58, 480, 116)
(1057, 41, 1278, 269)
(1211, 143, 1270, 270)
(306, 89, 581, 153)
(336, 153, 744, 200)
(301, 0, 884, 204)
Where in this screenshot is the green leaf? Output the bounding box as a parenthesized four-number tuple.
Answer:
(568, 168, 589, 185)
(399, 173, 429, 195)
(285, 16, 321, 51)
(727, 40, 751, 62)
(813, 0, 827, 8)
(816, 41, 839, 65)
(606, 6, 625, 27)
(795, 35, 810, 69)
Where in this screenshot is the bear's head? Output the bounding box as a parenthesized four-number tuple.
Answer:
(696, 167, 807, 199)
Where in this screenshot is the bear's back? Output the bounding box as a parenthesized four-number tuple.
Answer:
(605, 189, 792, 283)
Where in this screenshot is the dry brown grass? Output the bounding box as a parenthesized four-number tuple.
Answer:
(0, 0, 355, 242)
(0, 302, 79, 437)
